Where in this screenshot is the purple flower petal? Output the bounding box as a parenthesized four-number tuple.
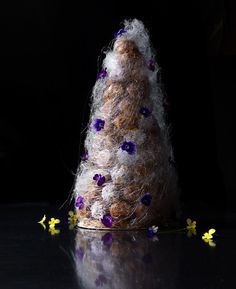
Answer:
(93, 118, 105, 132)
(148, 59, 156, 71)
(75, 196, 84, 210)
(141, 193, 152, 206)
(120, 141, 136, 155)
(114, 28, 126, 38)
(93, 174, 106, 186)
(81, 150, 88, 161)
(140, 107, 151, 118)
(101, 213, 113, 227)
(97, 68, 108, 79)
(95, 274, 107, 286)
(101, 233, 113, 246)
(93, 174, 100, 181)
(75, 247, 84, 261)
(97, 176, 105, 186)
(148, 225, 158, 234)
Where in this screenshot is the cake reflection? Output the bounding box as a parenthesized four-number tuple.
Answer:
(74, 229, 180, 289)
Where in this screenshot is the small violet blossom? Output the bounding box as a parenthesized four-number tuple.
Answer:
(93, 174, 106, 186)
(141, 193, 153, 206)
(140, 107, 151, 118)
(97, 68, 108, 79)
(114, 28, 126, 38)
(101, 233, 113, 246)
(75, 196, 84, 210)
(81, 150, 88, 161)
(120, 141, 136, 155)
(148, 59, 156, 71)
(93, 118, 105, 132)
(148, 225, 159, 234)
(101, 213, 113, 227)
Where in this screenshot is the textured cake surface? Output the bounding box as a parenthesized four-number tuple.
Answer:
(74, 19, 178, 229)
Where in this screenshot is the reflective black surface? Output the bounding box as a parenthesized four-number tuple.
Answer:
(0, 204, 235, 289)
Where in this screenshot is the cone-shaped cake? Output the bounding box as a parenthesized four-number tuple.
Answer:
(74, 19, 178, 229)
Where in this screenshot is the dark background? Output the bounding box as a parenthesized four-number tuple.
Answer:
(0, 0, 235, 213)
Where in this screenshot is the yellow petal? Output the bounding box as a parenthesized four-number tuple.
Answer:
(187, 230, 192, 238)
(209, 240, 216, 247)
(38, 214, 46, 224)
(152, 236, 159, 242)
(187, 218, 192, 225)
(68, 211, 74, 217)
(49, 227, 60, 235)
(209, 228, 216, 235)
(39, 222, 46, 230)
(69, 223, 76, 230)
(48, 218, 55, 224)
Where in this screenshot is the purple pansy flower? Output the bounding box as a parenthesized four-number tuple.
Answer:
(148, 225, 159, 234)
(121, 141, 136, 155)
(101, 213, 113, 227)
(75, 195, 84, 210)
(141, 193, 152, 206)
(95, 274, 107, 287)
(147, 233, 159, 242)
(75, 247, 84, 261)
(81, 150, 88, 161)
(140, 107, 151, 118)
(148, 59, 156, 71)
(93, 174, 106, 186)
(97, 68, 108, 79)
(114, 28, 126, 38)
(93, 118, 105, 131)
(101, 233, 113, 246)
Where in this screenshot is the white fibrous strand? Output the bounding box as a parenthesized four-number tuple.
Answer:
(74, 19, 179, 229)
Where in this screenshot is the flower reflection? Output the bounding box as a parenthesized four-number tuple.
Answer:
(187, 228, 197, 238)
(73, 230, 180, 289)
(38, 214, 46, 230)
(203, 239, 216, 247)
(49, 227, 60, 235)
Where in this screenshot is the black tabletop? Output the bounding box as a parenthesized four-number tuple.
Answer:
(0, 204, 235, 289)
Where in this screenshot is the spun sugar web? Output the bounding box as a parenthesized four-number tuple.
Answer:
(74, 19, 178, 229)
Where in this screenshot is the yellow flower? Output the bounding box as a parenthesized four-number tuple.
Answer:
(48, 217, 60, 228)
(202, 229, 216, 240)
(152, 235, 159, 242)
(187, 228, 197, 238)
(38, 214, 46, 224)
(38, 214, 46, 230)
(203, 239, 216, 247)
(68, 211, 77, 223)
(49, 227, 60, 235)
(68, 211, 78, 230)
(186, 218, 196, 230)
